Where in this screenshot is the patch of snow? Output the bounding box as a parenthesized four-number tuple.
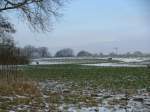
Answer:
(114, 57, 150, 63)
(82, 63, 146, 67)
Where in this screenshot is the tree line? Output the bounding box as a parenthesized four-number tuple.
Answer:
(21, 46, 150, 58)
(1, 38, 150, 65)
(54, 49, 150, 58)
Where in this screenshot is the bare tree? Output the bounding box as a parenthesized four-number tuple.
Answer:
(38, 47, 51, 57)
(0, 15, 29, 65)
(0, 14, 15, 50)
(0, 15, 15, 32)
(0, 0, 65, 31)
(22, 45, 51, 58)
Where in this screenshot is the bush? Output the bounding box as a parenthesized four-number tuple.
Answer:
(77, 50, 93, 57)
(55, 48, 74, 57)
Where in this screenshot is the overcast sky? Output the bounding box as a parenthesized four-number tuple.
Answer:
(12, 0, 150, 54)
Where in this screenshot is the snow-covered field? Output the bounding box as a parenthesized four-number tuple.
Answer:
(113, 57, 148, 63)
(30, 57, 150, 67)
(82, 63, 147, 67)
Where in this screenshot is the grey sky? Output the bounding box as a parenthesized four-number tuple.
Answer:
(12, 0, 150, 54)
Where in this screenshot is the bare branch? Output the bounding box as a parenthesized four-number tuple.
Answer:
(0, 0, 65, 31)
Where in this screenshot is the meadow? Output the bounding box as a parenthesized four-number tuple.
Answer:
(23, 64, 150, 90)
(0, 63, 150, 111)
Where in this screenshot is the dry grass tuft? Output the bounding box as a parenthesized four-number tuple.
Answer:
(0, 81, 41, 97)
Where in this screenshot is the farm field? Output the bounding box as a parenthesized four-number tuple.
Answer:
(31, 57, 150, 67)
(0, 63, 149, 112)
(23, 64, 150, 90)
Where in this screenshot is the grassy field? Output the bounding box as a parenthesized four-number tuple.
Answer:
(23, 64, 150, 90)
(0, 64, 150, 111)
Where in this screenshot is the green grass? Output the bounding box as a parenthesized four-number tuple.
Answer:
(22, 64, 150, 90)
(0, 64, 150, 111)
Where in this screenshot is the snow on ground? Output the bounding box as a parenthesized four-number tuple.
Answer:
(82, 63, 146, 67)
(30, 57, 150, 67)
(113, 57, 150, 63)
